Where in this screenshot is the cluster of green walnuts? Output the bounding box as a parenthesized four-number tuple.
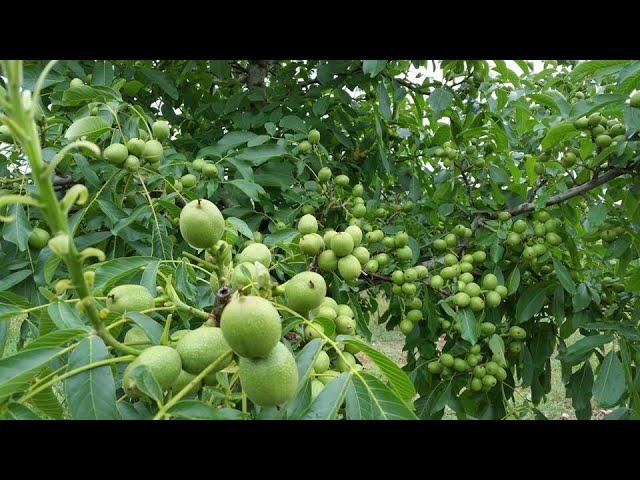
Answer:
(429, 224, 506, 312)
(499, 210, 564, 276)
(107, 177, 378, 409)
(427, 322, 527, 392)
(96, 197, 302, 408)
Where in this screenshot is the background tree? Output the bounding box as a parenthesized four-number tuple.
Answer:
(0, 59, 639, 420)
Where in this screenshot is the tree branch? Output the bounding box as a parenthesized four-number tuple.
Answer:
(503, 167, 631, 217)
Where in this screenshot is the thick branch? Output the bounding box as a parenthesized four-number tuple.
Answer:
(503, 167, 629, 217)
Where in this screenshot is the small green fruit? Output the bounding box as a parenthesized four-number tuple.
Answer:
(317, 249, 338, 272)
(124, 155, 140, 172)
(142, 139, 163, 163)
(28, 228, 50, 250)
(331, 232, 355, 257)
(308, 129, 321, 144)
(433, 239, 447, 251)
(395, 246, 413, 261)
(152, 120, 170, 141)
(284, 271, 327, 313)
(480, 322, 496, 336)
(176, 327, 232, 375)
(454, 292, 471, 307)
(318, 167, 332, 182)
(202, 163, 218, 178)
(123, 345, 182, 397)
(179, 199, 225, 249)
(335, 315, 356, 334)
(482, 274, 498, 290)
(440, 353, 455, 368)
(239, 342, 298, 406)
(126, 138, 145, 157)
(352, 246, 370, 265)
(338, 254, 362, 281)
(220, 295, 282, 359)
(469, 297, 484, 312)
(313, 350, 331, 373)
(192, 158, 205, 171)
(399, 319, 414, 335)
(335, 174, 350, 186)
(486, 291, 502, 308)
(596, 134, 612, 148)
(512, 219, 527, 234)
(298, 214, 318, 234)
(299, 140, 312, 153)
(103, 143, 129, 165)
(430, 275, 444, 289)
(107, 284, 154, 314)
(364, 259, 379, 273)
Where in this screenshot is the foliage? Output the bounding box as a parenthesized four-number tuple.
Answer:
(0, 59, 639, 420)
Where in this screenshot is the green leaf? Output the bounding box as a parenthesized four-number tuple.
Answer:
(2, 203, 31, 252)
(226, 217, 253, 239)
(141, 261, 160, 297)
(228, 179, 266, 200)
(458, 308, 479, 345)
(30, 383, 65, 419)
(624, 104, 640, 132)
(0, 303, 26, 321)
(0, 347, 61, 385)
(0, 269, 32, 291)
(541, 122, 577, 151)
(378, 81, 391, 122)
(553, 285, 565, 325)
(23, 328, 87, 350)
(247, 135, 270, 147)
(235, 145, 287, 166)
(0, 403, 42, 420)
(140, 68, 179, 100)
(362, 60, 388, 78)
(62, 85, 117, 106)
(65, 336, 118, 419)
(593, 351, 626, 408)
(91, 256, 156, 293)
(47, 301, 87, 330)
(566, 362, 594, 416)
(488, 334, 506, 366)
(515, 284, 548, 323)
(263, 228, 299, 247)
(283, 339, 324, 419)
(429, 88, 454, 112)
(558, 334, 614, 365)
(294, 338, 323, 391)
(586, 204, 608, 230)
(279, 115, 308, 133)
(215, 131, 256, 153)
(126, 364, 163, 403)
(167, 401, 246, 420)
(336, 335, 416, 401)
(572, 283, 591, 312)
(64, 116, 110, 141)
(552, 259, 576, 295)
(345, 373, 417, 420)
(124, 312, 163, 345)
(506, 266, 520, 295)
(300, 372, 351, 420)
(570, 94, 627, 119)
(569, 60, 632, 79)
(92, 61, 114, 86)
